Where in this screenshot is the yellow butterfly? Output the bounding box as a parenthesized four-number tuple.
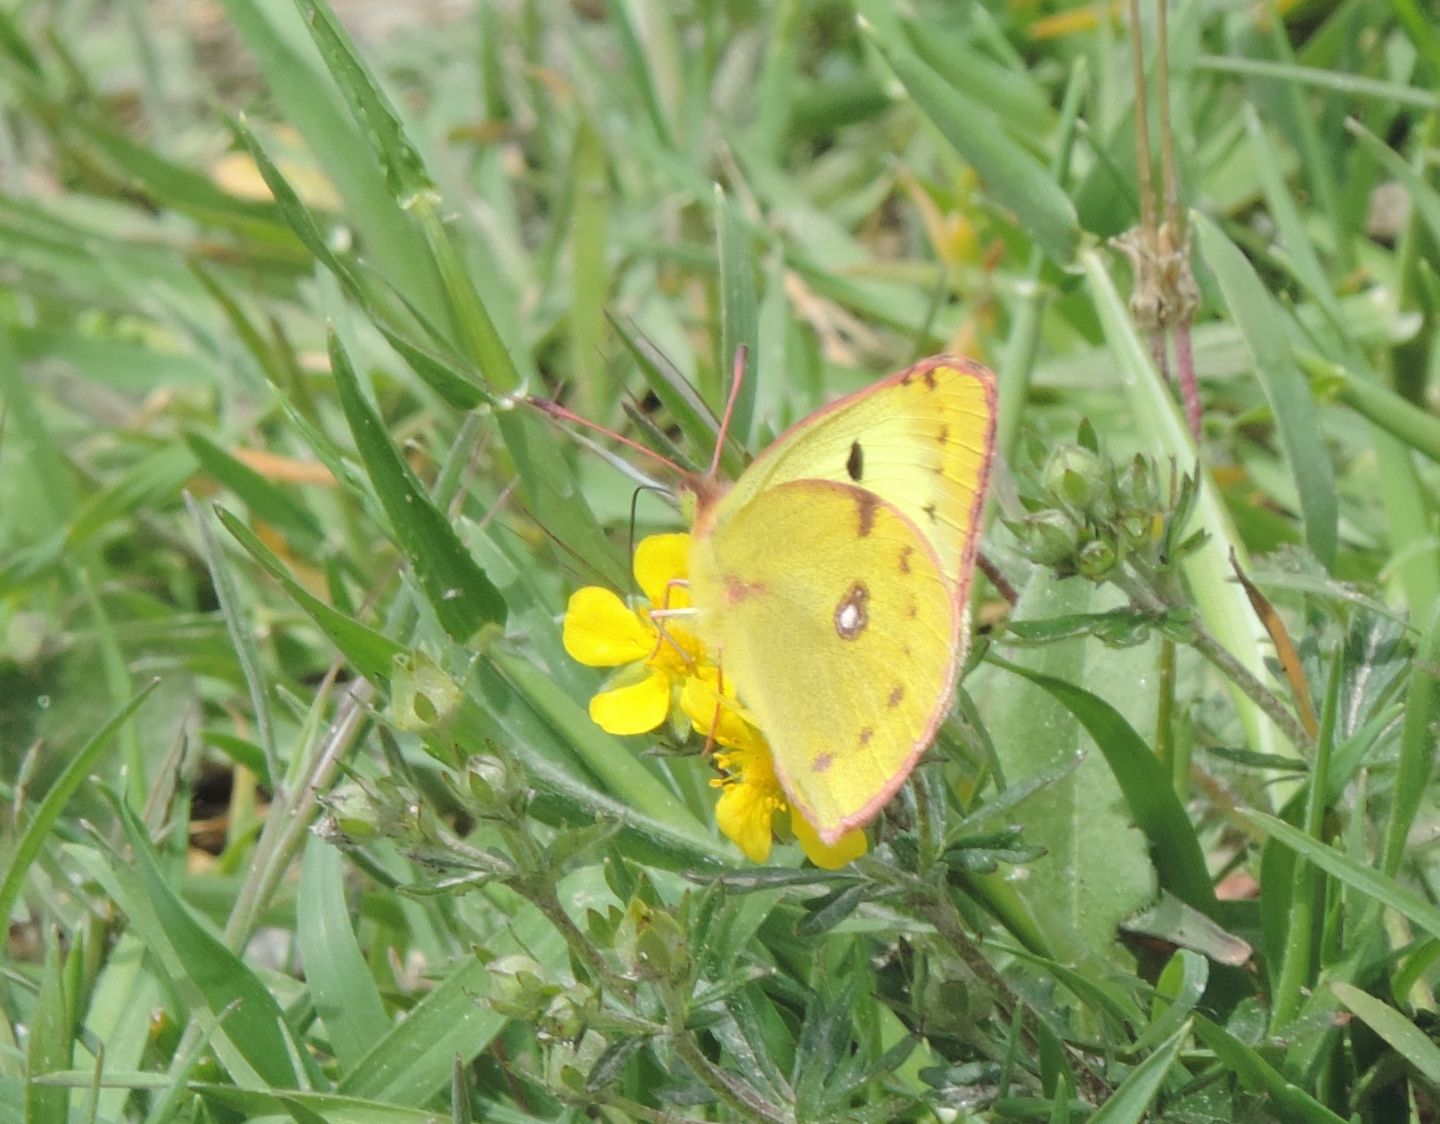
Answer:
(687, 357, 996, 844)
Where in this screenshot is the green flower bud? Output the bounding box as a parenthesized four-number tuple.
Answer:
(486, 954, 552, 1018)
(388, 648, 462, 733)
(1077, 536, 1118, 579)
(1115, 454, 1158, 515)
(1011, 510, 1079, 565)
(1042, 444, 1108, 515)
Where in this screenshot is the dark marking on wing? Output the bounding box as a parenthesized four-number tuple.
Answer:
(856, 491, 879, 537)
(937, 423, 949, 446)
(922, 502, 938, 523)
(887, 684, 905, 708)
(923, 368, 937, 390)
(858, 726, 874, 746)
(846, 441, 864, 482)
(898, 545, 913, 573)
(812, 752, 834, 774)
(834, 581, 870, 640)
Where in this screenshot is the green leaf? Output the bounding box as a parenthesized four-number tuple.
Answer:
(989, 653, 1217, 915)
(329, 331, 507, 638)
(185, 432, 321, 551)
(24, 934, 69, 1124)
(1381, 603, 1440, 875)
(217, 505, 403, 681)
(1190, 1015, 1347, 1124)
(1193, 213, 1338, 569)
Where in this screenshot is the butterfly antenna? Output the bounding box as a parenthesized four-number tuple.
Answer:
(528, 394, 687, 478)
(708, 344, 748, 479)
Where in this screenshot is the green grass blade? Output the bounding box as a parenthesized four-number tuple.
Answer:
(1087, 1020, 1188, 1124)
(298, 839, 390, 1073)
(1329, 981, 1440, 1086)
(858, 14, 1079, 265)
(1380, 603, 1440, 876)
(216, 505, 403, 681)
(1241, 808, 1440, 940)
(24, 936, 69, 1124)
(329, 332, 506, 637)
(1082, 247, 1289, 764)
(1193, 213, 1338, 569)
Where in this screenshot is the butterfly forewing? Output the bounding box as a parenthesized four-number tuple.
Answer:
(718, 357, 995, 606)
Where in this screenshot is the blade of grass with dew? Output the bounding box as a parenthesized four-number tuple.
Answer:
(1188, 1015, 1349, 1124)
(1083, 246, 1291, 766)
(1193, 213, 1337, 569)
(298, 840, 390, 1074)
(216, 0, 447, 321)
(292, 0, 627, 589)
(329, 332, 506, 638)
(856, 11, 1079, 266)
(1330, 981, 1440, 1086)
(1240, 808, 1440, 940)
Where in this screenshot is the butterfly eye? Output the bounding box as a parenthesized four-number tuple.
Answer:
(846, 441, 864, 482)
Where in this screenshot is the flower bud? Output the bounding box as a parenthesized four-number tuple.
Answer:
(1076, 536, 1118, 579)
(388, 648, 462, 733)
(486, 954, 552, 1019)
(1042, 445, 1108, 516)
(1010, 510, 1079, 565)
(1115, 454, 1158, 515)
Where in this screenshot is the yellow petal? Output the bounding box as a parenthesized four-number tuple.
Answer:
(633, 533, 692, 609)
(715, 781, 776, 863)
(680, 670, 759, 746)
(792, 810, 867, 870)
(589, 667, 672, 735)
(563, 587, 654, 667)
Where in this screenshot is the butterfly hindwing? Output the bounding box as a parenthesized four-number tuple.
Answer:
(689, 480, 958, 840)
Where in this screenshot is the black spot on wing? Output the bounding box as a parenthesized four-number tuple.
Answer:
(846, 441, 864, 482)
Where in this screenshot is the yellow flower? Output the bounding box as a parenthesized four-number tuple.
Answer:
(562, 533, 703, 735)
(564, 531, 866, 870)
(681, 676, 866, 870)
